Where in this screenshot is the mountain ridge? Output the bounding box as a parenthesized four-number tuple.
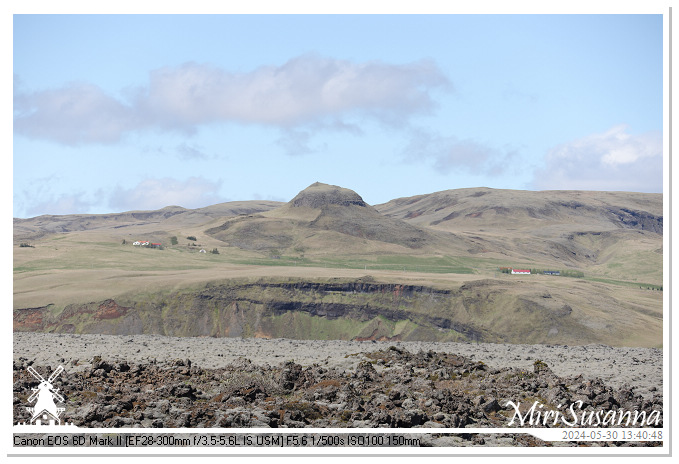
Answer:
(15, 185, 662, 234)
(15, 183, 663, 272)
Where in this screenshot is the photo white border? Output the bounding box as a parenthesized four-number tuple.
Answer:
(4, 0, 673, 458)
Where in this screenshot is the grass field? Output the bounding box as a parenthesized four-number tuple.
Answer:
(13, 229, 664, 348)
(14, 228, 663, 305)
(231, 254, 477, 274)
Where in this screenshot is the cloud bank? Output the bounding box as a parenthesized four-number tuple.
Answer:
(533, 125, 662, 192)
(16, 177, 224, 218)
(14, 83, 138, 145)
(14, 55, 450, 146)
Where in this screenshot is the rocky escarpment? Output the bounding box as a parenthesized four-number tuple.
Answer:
(12, 348, 662, 447)
(14, 278, 604, 345)
(604, 207, 663, 234)
(13, 280, 480, 342)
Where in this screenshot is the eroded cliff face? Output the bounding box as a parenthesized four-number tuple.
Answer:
(13, 278, 593, 345)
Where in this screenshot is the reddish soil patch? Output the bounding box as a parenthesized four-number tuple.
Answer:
(95, 300, 129, 320)
(13, 309, 44, 330)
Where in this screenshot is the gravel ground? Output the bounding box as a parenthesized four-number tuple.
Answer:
(13, 332, 663, 399)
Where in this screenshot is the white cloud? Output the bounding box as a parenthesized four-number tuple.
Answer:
(403, 129, 517, 176)
(15, 176, 224, 217)
(595, 125, 662, 166)
(109, 177, 223, 211)
(14, 83, 137, 145)
(24, 192, 97, 217)
(14, 55, 450, 146)
(15, 176, 105, 218)
(533, 125, 662, 192)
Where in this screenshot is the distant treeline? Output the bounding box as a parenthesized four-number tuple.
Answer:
(534, 269, 584, 278)
(499, 267, 584, 278)
(641, 285, 663, 291)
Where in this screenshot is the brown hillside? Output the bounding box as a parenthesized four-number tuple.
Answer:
(13, 201, 283, 243)
(205, 183, 460, 255)
(376, 187, 662, 234)
(375, 187, 663, 272)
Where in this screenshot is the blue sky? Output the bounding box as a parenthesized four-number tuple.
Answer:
(12, 11, 666, 218)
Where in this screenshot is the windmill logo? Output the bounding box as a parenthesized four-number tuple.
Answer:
(24, 365, 66, 425)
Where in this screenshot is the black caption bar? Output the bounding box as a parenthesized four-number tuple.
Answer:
(14, 433, 422, 448)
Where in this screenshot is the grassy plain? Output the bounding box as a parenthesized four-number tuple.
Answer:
(13, 227, 663, 348)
